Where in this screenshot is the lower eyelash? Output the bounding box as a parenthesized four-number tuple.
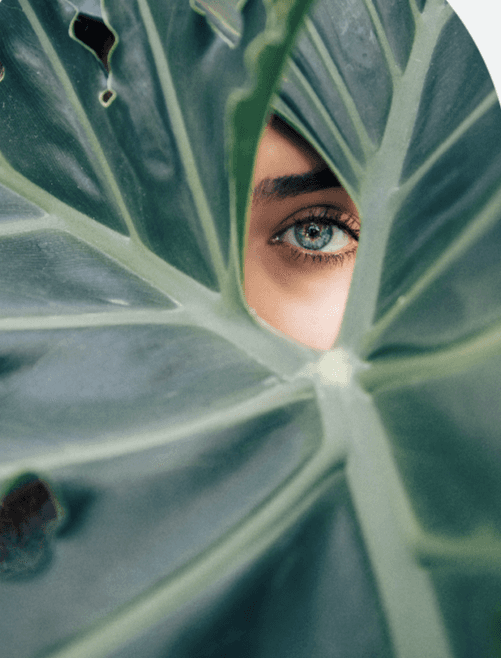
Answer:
(282, 243, 357, 266)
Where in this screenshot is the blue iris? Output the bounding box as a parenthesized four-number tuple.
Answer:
(294, 222, 333, 250)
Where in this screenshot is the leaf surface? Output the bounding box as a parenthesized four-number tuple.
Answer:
(0, 0, 500, 657)
(275, 0, 501, 655)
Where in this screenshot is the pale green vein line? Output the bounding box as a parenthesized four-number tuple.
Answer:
(304, 17, 374, 158)
(434, 0, 454, 25)
(0, 193, 310, 377)
(0, 217, 54, 237)
(408, 0, 421, 23)
(0, 156, 118, 243)
(271, 97, 362, 200)
(40, 444, 342, 658)
(137, 0, 227, 293)
(412, 525, 501, 572)
(361, 184, 501, 355)
(46, 476, 339, 658)
(362, 0, 401, 80)
(375, 1, 453, 174)
(386, 446, 501, 571)
(0, 378, 315, 481)
(0, 156, 220, 310)
(0, 309, 188, 332)
(271, 96, 361, 196)
(18, 0, 140, 242)
(338, 2, 455, 348)
(432, 0, 453, 12)
(286, 60, 365, 178)
(345, 396, 453, 658)
(360, 318, 501, 394)
(410, 0, 451, 23)
(400, 90, 499, 196)
(0, 152, 68, 221)
(64, 211, 221, 312)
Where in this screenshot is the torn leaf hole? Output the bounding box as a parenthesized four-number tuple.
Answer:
(0, 473, 62, 580)
(0, 62, 4, 82)
(72, 13, 115, 72)
(100, 88, 116, 107)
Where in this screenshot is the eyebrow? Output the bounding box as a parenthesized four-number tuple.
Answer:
(253, 167, 341, 202)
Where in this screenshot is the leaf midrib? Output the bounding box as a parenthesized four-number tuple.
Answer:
(340, 0, 454, 348)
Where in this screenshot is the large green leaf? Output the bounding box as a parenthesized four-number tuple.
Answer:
(274, 1, 501, 656)
(0, 1, 500, 657)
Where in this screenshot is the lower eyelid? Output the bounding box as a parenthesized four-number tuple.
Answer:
(276, 242, 358, 267)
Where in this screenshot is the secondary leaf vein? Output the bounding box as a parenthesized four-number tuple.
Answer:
(362, 0, 401, 80)
(18, 0, 140, 242)
(304, 17, 374, 158)
(286, 59, 365, 179)
(137, 0, 227, 293)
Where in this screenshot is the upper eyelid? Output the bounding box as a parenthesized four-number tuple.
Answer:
(273, 205, 360, 240)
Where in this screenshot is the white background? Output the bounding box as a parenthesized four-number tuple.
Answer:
(447, 0, 501, 102)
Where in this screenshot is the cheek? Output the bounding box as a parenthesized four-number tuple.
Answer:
(244, 249, 356, 350)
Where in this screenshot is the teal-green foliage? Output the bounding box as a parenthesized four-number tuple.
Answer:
(0, 0, 500, 656)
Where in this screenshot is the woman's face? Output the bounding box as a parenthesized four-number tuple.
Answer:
(244, 118, 360, 350)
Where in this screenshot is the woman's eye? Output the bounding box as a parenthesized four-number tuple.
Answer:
(283, 221, 351, 252)
(271, 206, 359, 259)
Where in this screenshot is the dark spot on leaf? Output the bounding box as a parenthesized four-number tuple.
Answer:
(55, 482, 96, 539)
(72, 13, 115, 72)
(0, 353, 26, 377)
(0, 349, 46, 379)
(0, 474, 60, 580)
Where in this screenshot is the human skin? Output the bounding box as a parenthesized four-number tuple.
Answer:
(244, 117, 360, 350)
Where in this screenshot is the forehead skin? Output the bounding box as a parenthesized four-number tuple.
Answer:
(244, 120, 359, 350)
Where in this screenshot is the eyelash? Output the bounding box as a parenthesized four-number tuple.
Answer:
(269, 205, 360, 265)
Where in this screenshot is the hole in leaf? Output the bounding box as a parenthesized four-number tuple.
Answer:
(243, 114, 361, 351)
(100, 88, 116, 107)
(0, 62, 4, 82)
(0, 473, 60, 580)
(72, 13, 115, 72)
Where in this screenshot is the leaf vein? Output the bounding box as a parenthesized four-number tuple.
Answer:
(18, 0, 140, 241)
(137, 0, 227, 292)
(303, 17, 374, 158)
(362, 0, 402, 80)
(399, 90, 499, 195)
(285, 59, 365, 179)
(362, 183, 501, 355)
(360, 317, 501, 393)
